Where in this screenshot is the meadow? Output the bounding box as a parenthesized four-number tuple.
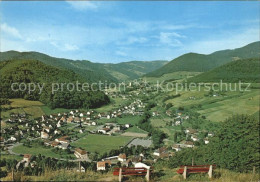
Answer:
(163, 86, 259, 122)
(95, 97, 130, 113)
(71, 134, 133, 154)
(1, 99, 45, 119)
(12, 144, 75, 159)
(143, 71, 202, 83)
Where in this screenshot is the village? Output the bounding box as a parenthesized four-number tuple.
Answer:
(0, 81, 216, 178)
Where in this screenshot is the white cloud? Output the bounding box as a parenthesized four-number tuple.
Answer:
(64, 43, 79, 51)
(115, 50, 127, 57)
(162, 24, 194, 30)
(159, 32, 185, 46)
(50, 41, 79, 51)
(67, 1, 98, 11)
(1, 23, 22, 39)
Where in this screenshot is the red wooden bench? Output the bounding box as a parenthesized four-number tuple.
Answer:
(177, 165, 216, 179)
(113, 167, 154, 176)
(113, 167, 153, 181)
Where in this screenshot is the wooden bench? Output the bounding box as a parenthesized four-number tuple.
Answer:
(177, 165, 216, 179)
(113, 167, 153, 181)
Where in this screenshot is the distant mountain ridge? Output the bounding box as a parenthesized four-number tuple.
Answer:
(145, 41, 260, 77)
(0, 51, 168, 82)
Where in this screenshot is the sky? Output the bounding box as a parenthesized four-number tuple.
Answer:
(0, 1, 259, 63)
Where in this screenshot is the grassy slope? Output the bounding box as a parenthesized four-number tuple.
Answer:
(1, 99, 45, 119)
(164, 88, 259, 122)
(143, 71, 202, 83)
(12, 144, 75, 159)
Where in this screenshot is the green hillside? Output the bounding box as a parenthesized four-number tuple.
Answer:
(188, 58, 260, 83)
(0, 51, 117, 82)
(0, 51, 167, 82)
(0, 59, 110, 109)
(145, 41, 260, 77)
(104, 60, 168, 81)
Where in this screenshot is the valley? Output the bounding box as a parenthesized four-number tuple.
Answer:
(0, 42, 259, 181)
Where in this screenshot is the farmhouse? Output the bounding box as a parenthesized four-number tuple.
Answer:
(58, 143, 70, 150)
(98, 128, 110, 134)
(118, 153, 127, 162)
(180, 141, 194, 148)
(172, 144, 182, 152)
(185, 128, 197, 135)
(55, 136, 70, 144)
(23, 154, 32, 163)
(97, 160, 111, 171)
(74, 148, 88, 159)
(191, 135, 199, 142)
(41, 131, 49, 139)
(67, 116, 74, 123)
(51, 141, 60, 147)
(153, 147, 169, 157)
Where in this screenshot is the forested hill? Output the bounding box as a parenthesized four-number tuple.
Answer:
(0, 51, 117, 83)
(188, 58, 260, 83)
(0, 59, 110, 109)
(103, 60, 168, 81)
(0, 51, 167, 82)
(145, 41, 260, 77)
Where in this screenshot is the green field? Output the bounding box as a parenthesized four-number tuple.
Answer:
(163, 87, 259, 122)
(0, 154, 23, 161)
(1, 99, 71, 119)
(71, 134, 133, 154)
(126, 126, 148, 134)
(2, 99, 45, 119)
(95, 97, 129, 113)
(12, 144, 75, 159)
(41, 106, 70, 115)
(144, 71, 202, 83)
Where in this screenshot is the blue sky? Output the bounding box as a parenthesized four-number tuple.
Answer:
(0, 1, 259, 63)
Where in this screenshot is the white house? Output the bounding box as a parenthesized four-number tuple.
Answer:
(74, 148, 88, 159)
(118, 153, 127, 162)
(41, 131, 49, 139)
(204, 138, 209, 144)
(97, 161, 111, 171)
(191, 135, 199, 142)
(10, 136, 17, 141)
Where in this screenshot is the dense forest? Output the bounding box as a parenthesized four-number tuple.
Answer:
(146, 41, 260, 77)
(0, 59, 110, 109)
(168, 114, 259, 173)
(188, 58, 260, 83)
(0, 51, 167, 82)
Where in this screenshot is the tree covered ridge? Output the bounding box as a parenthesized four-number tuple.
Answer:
(0, 51, 168, 82)
(168, 114, 259, 173)
(145, 41, 260, 77)
(188, 58, 260, 83)
(0, 59, 110, 109)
